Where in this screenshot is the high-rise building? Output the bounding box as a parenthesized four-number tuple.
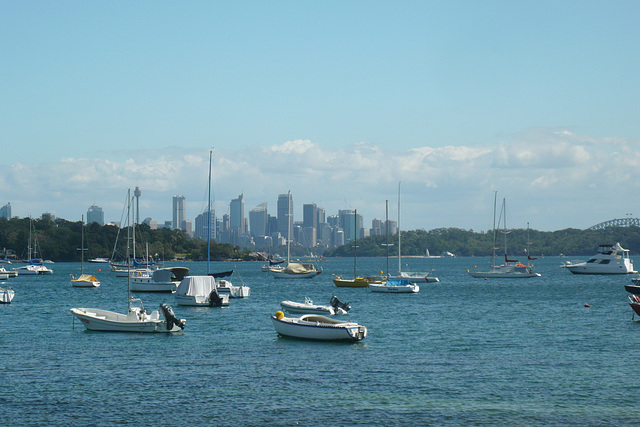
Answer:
(87, 204, 104, 225)
(194, 210, 214, 240)
(370, 217, 383, 236)
(172, 195, 186, 230)
(230, 193, 245, 234)
(303, 203, 318, 229)
(249, 203, 268, 237)
(277, 193, 293, 237)
(0, 202, 11, 219)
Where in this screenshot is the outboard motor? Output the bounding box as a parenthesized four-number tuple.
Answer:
(159, 303, 185, 330)
(208, 289, 224, 307)
(330, 296, 351, 312)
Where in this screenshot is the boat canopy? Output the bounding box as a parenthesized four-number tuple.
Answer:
(175, 276, 215, 297)
(153, 267, 189, 282)
(209, 270, 233, 278)
(76, 274, 98, 282)
(385, 278, 412, 286)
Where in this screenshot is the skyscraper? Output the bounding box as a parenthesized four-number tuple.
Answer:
(0, 202, 11, 219)
(249, 203, 268, 237)
(277, 193, 292, 237)
(194, 210, 214, 240)
(173, 195, 186, 230)
(87, 204, 104, 225)
(230, 193, 245, 234)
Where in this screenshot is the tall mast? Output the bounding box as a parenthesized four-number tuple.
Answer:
(207, 149, 212, 275)
(491, 191, 497, 268)
(398, 182, 401, 273)
(80, 214, 85, 274)
(385, 200, 389, 277)
(126, 189, 132, 311)
(354, 209, 357, 279)
(287, 190, 292, 264)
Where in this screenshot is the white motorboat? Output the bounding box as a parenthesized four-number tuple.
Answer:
(271, 312, 367, 341)
(0, 267, 17, 278)
(280, 296, 351, 315)
(89, 257, 109, 263)
(215, 278, 250, 298)
(562, 243, 636, 275)
(71, 215, 101, 287)
(130, 267, 189, 293)
(468, 194, 540, 279)
(70, 302, 184, 333)
(369, 278, 420, 293)
(14, 262, 53, 275)
(0, 287, 15, 303)
(70, 189, 185, 333)
(174, 276, 229, 306)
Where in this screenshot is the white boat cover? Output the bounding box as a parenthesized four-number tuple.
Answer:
(175, 276, 215, 297)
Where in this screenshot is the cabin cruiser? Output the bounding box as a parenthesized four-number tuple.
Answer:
(562, 243, 636, 274)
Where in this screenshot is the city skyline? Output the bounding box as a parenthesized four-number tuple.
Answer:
(1, 2, 638, 232)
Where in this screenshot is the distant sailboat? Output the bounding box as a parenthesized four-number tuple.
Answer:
(334, 209, 382, 287)
(71, 215, 100, 287)
(468, 193, 540, 279)
(269, 190, 322, 279)
(388, 183, 439, 283)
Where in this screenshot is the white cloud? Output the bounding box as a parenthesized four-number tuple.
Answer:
(1, 129, 639, 231)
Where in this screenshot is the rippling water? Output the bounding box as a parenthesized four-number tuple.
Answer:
(2, 256, 639, 425)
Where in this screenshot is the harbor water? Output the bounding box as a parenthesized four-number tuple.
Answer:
(2, 256, 639, 425)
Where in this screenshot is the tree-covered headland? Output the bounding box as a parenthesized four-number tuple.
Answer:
(3, 216, 640, 262)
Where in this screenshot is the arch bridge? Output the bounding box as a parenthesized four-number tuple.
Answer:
(588, 218, 640, 230)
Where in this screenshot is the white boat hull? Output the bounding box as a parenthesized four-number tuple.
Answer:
(563, 264, 636, 275)
(468, 265, 541, 278)
(271, 314, 366, 341)
(270, 270, 320, 279)
(0, 288, 15, 303)
(174, 294, 230, 306)
(70, 307, 184, 332)
(130, 278, 178, 292)
(369, 283, 420, 293)
(71, 274, 101, 288)
(392, 272, 439, 283)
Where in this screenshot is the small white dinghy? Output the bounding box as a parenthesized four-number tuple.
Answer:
(0, 287, 15, 303)
(280, 296, 351, 315)
(369, 278, 420, 293)
(271, 311, 367, 342)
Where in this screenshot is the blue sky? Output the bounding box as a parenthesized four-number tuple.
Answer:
(1, 1, 639, 232)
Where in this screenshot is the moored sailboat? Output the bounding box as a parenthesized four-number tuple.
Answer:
(468, 193, 540, 279)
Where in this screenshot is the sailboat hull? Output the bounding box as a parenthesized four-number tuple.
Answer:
(468, 265, 541, 278)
